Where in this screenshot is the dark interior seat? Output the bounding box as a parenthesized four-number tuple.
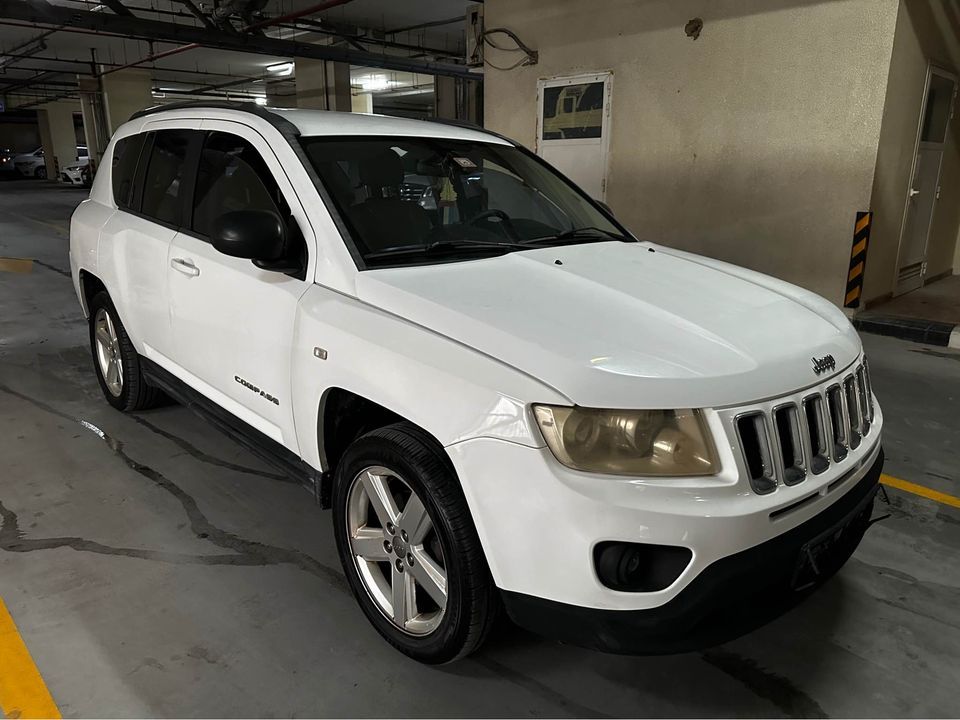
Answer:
(350, 150, 432, 252)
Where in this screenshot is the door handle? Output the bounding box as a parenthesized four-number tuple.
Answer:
(909, 188, 921, 197)
(171, 257, 200, 277)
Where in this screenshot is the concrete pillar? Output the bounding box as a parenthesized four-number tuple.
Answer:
(351, 92, 373, 114)
(36, 101, 79, 181)
(464, 78, 481, 125)
(295, 58, 351, 111)
(78, 75, 108, 168)
(435, 76, 457, 120)
(266, 81, 297, 109)
(100, 68, 152, 135)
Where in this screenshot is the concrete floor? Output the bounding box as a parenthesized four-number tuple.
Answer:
(1, 179, 959, 718)
(863, 274, 960, 324)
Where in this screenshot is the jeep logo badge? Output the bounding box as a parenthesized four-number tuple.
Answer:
(811, 354, 836, 375)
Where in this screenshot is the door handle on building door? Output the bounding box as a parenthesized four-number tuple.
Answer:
(171, 258, 200, 277)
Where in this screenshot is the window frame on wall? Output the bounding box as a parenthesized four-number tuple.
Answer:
(535, 72, 613, 201)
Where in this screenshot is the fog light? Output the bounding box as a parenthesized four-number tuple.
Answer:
(594, 541, 692, 592)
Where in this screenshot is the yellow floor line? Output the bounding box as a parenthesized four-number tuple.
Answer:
(881, 474, 960, 510)
(0, 257, 34, 274)
(0, 597, 60, 720)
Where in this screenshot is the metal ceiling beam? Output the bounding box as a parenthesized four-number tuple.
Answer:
(0, 0, 481, 79)
(98, 0, 134, 17)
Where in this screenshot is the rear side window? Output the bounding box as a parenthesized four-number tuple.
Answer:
(191, 131, 286, 238)
(141, 129, 193, 226)
(111, 134, 145, 210)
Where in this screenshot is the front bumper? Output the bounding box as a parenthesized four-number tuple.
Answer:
(500, 447, 883, 654)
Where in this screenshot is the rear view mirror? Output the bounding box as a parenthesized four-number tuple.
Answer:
(212, 210, 286, 263)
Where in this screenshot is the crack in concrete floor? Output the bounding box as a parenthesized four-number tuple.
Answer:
(0, 381, 346, 591)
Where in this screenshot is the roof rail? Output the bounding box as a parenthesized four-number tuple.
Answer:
(129, 100, 297, 135)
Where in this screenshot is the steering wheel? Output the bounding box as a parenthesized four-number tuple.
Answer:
(467, 209, 521, 240)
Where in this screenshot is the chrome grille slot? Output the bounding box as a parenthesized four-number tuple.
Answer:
(862, 359, 875, 422)
(825, 385, 848, 462)
(856, 366, 871, 435)
(735, 412, 777, 494)
(843, 376, 862, 450)
(801, 394, 830, 474)
(773, 404, 805, 485)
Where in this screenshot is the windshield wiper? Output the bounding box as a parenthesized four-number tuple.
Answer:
(526, 226, 633, 245)
(365, 238, 528, 261)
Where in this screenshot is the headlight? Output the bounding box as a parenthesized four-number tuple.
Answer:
(533, 406, 718, 476)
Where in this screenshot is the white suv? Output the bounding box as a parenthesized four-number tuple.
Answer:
(70, 103, 884, 663)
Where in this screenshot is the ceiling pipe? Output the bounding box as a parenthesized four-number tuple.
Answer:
(0, 1, 481, 80)
(98, 0, 355, 76)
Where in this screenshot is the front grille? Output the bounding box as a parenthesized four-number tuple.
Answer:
(735, 360, 874, 494)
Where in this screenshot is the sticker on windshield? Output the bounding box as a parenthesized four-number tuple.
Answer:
(451, 156, 477, 169)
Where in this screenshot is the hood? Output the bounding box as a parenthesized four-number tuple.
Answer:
(356, 242, 861, 409)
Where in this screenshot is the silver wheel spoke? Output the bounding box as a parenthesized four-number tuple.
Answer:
(105, 311, 117, 341)
(400, 494, 432, 545)
(350, 527, 390, 561)
(410, 547, 447, 607)
(106, 359, 120, 387)
(361, 471, 400, 526)
(391, 564, 416, 626)
(95, 324, 112, 348)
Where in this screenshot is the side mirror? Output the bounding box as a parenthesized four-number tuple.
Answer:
(212, 210, 286, 263)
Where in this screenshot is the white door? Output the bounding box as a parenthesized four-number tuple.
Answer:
(166, 121, 314, 450)
(895, 66, 957, 295)
(536, 72, 612, 200)
(99, 124, 198, 359)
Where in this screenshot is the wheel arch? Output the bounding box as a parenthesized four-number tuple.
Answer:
(316, 386, 453, 503)
(77, 269, 108, 319)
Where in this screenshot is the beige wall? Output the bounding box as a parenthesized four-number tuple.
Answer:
(37, 101, 80, 180)
(100, 69, 153, 135)
(866, 0, 960, 303)
(483, 0, 900, 305)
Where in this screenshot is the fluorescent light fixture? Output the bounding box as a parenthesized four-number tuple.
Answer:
(267, 62, 294, 76)
(254, 96, 268, 106)
(151, 90, 166, 98)
(359, 76, 393, 92)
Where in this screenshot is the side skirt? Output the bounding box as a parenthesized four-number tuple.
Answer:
(141, 358, 329, 506)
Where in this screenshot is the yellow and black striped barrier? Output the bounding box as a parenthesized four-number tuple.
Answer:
(845, 211, 871, 308)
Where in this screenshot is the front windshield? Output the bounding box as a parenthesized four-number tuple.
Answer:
(299, 135, 632, 267)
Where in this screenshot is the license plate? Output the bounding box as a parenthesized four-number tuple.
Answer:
(791, 487, 877, 591)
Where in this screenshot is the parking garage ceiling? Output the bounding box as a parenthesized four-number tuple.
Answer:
(0, 0, 477, 107)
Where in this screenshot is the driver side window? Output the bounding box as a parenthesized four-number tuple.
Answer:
(191, 131, 287, 239)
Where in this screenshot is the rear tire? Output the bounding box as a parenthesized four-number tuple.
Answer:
(333, 422, 498, 663)
(88, 291, 165, 412)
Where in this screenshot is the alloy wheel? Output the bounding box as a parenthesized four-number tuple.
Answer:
(346, 465, 448, 636)
(93, 307, 123, 397)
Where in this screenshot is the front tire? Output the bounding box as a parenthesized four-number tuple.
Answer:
(35, 166, 46, 179)
(88, 291, 164, 411)
(333, 422, 497, 663)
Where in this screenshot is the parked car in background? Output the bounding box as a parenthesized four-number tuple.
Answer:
(14, 147, 46, 178)
(0, 148, 17, 176)
(62, 155, 92, 187)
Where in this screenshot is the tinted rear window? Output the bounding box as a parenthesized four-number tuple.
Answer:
(111, 134, 146, 210)
(141, 129, 192, 226)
